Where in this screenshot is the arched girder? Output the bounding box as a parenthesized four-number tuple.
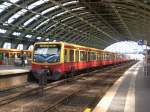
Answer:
(5, 2, 83, 35)
(29, 8, 86, 31)
(2, 0, 109, 47)
(12, 3, 55, 26)
(110, 1, 150, 18)
(49, 26, 89, 43)
(0, 22, 48, 39)
(73, 25, 115, 45)
(117, 13, 147, 24)
(48, 21, 111, 46)
(0, 0, 38, 23)
(112, 3, 150, 20)
(56, 30, 86, 43)
(44, 12, 95, 33)
(42, 17, 101, 34)
(46, 16, 103, 34)
(49, 0, 118, 42)
(3, 0, 77, 24)
(38, 11, 89, 34)
(49, 22, 109, 46)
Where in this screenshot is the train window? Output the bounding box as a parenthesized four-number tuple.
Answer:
(64, 49, 68, 62)
(98, 53, 101, 61)
(69, 50, 74, 62)
(76, 50, 79, 62)
(0, 53, 3, 60)
(91, 52, 96, 61)
(33, 44, 61, 63)
(80, 51, 87, 61)
(101, 53, 104, 60)
(97, 53, 99, 61)
(104, 53, 106, 60)
(99, 53, 102, 60)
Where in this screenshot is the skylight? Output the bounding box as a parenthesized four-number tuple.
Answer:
(45, 38, 49, 41)
(23, 15, 40, 27)
(104, 41, 144, 54)
(33, 7, 85, 30)
(37, 37, 42, 40)
(3, 42, 11, 49)
(0, 0, 21, 14)
(0, 28, 7, 33)
(6, 0, 49, 24)
(28, 45, 34, 50)
(17, 44, 23, 50)
(12, 32, 21, 36)
(46, 14, 87, 32)
(52, 7, 85, 19)
(23, 1, 79, 27)
(27, 0, 49, 10)
(34, 19, 50, 30)
(46, 23, 59, 32)
(0, 2, 11, 13)
(41, 1, 78, 15)
(26, 34, 32, 38)
(9, 0, 20, 3)
(7, 9, 28, 24)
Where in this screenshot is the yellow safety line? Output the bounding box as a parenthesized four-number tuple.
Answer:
(83, 107, 92, 112)
(92, 62, 140, 112)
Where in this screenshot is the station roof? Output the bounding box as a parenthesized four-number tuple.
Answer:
(0, 0, 149, 49)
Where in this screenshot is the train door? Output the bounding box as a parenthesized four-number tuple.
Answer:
(0, 52, 3, 64)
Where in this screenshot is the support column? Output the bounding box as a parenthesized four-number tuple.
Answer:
(11, 43, 18, 49)
(23, 44, 29, 50)
(0, 40, 4, 48)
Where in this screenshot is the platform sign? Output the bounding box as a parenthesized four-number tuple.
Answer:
(138, 40, 144, 45)
(138, 40, 147, 45)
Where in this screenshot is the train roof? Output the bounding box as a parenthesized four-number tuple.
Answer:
(34, 41, 124, 55)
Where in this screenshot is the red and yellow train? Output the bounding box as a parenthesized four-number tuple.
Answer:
(30, 42, 130, 81)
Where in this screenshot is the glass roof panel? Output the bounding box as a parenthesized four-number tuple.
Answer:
(27, 0, 49, 10)
(46, 23, 60, 32)
(34, 19, 50, 30)
(12, 32, 21, 36)
(0, 0, 21, 14)
(3, 42, 11, 49)
(37, 37, 42, 39)
(7, 9, 28, 24)
(0, 28, 7, 33)
(45, 38, 49, 41)
(9, 0, 20, 3)
(0, 2, 12, 13)
(41, 1, 78, 15)
(23, 15, 40, 27)
(6, 0, 49, 24)
(17, 44, 23, 50)
(33, 7, 85, 30)
(52, 7, 85, 19)
(26, 34, 32, 38)
(23, 1, 78, 27)
(28, 45, 34, 50)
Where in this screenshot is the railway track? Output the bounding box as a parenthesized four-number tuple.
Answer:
(42, 65, 130, 112)
(0, 62, 135, 112)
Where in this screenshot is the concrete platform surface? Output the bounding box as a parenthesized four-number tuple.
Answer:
(0, 65, 30, 76)
(93, 61, 150, 112)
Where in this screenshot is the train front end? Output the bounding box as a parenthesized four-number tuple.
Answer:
(29, 42, 64, 81)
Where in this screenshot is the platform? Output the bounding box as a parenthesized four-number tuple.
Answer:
(0, 65, 31, 90)
(0, 65, 31, 76)
(93, 61, 150, 112)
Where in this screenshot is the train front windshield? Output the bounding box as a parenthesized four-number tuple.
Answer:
(33, 44, 61, 63)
